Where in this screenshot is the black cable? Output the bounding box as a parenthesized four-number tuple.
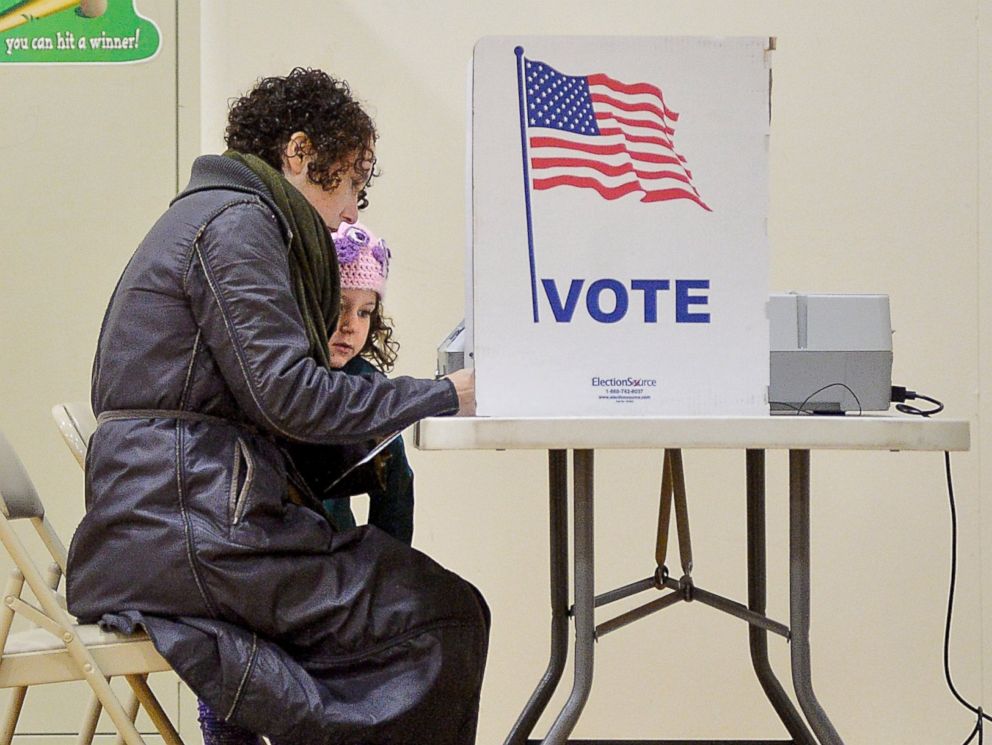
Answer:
(770, 382, 863, 415)
(961, 717, 980, 745)
(890, 386, 985, 741)
(796, 382, 863, 416)
(891, 386, 944, 417)
(960, 709, 984, 745)
(897, 393, 944, 417)
(943, 451, 989, 745)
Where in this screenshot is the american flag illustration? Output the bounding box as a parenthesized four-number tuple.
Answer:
(522, 56, 711, 210)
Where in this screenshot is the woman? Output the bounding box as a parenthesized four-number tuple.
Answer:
(66, 68, 488, 745)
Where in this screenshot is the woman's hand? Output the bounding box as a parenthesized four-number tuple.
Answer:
(444, 368, 476, 417)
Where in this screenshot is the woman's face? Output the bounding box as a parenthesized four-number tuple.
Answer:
(329, 288, 377, 368)
(282, 135, 370, 230)
(289, 162, 364, 230)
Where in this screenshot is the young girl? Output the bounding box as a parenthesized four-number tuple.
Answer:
(290, 220, 418, 544)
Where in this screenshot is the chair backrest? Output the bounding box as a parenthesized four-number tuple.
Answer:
(0, 431, 45, 521)
(0, 428, 69, 601)
(51, 402, 96, 469)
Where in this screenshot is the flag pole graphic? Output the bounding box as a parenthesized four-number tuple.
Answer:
(514, 45, 540, 323)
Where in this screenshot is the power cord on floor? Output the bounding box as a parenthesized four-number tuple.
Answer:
(891, 387, 985, 744)
(942, 451, 987, 745)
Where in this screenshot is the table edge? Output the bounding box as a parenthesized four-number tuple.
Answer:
(414, 415, 971, 452)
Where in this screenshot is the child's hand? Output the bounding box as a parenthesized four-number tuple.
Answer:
(444, 369, 476, 417)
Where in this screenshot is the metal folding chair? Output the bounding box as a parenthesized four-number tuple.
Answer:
(52, 401, 95, 470)
(0, 427, 183, 745)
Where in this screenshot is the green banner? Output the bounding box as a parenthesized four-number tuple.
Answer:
(0, 0, 160, 64)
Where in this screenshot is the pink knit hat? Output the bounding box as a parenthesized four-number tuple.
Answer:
(331, 221, 390, 299)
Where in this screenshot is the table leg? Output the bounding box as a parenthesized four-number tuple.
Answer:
(504, 450, 570, 745)
(790, 450, 844, 745)
(543, 449, 596, 745)
(747, 450, 816, 744)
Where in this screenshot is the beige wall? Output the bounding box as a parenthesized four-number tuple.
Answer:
(199, 2, 990, 743)
(0, 0, 987, 742)
(0, 0, 191, 741)
(982, 0, 992, 724)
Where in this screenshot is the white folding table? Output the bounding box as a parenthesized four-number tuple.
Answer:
(415, 415, 970, 745)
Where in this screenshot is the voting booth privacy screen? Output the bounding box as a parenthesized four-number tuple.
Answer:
(468, 36, 772, 416)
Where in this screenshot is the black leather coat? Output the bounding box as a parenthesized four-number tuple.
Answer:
(66, 156, 489, 744)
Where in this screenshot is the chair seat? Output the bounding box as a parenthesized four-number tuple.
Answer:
(0, 625, 170, 687)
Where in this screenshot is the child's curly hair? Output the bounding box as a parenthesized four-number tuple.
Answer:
(361, 302, 400, 373)
(225, 67, 378, 208)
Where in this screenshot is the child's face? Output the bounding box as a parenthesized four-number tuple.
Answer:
(329, 288, 377, 368)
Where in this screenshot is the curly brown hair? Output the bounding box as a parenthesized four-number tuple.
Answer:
(225, 67, 378, 208)
(360, 302, 400, 373)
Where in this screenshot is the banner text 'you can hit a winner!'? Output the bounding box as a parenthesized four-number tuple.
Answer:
(1, 0, 161, 64)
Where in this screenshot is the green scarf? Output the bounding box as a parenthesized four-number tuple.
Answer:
(224, 151, 339, 369)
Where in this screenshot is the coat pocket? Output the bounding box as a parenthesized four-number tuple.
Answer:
(228, 437, 255, 526)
